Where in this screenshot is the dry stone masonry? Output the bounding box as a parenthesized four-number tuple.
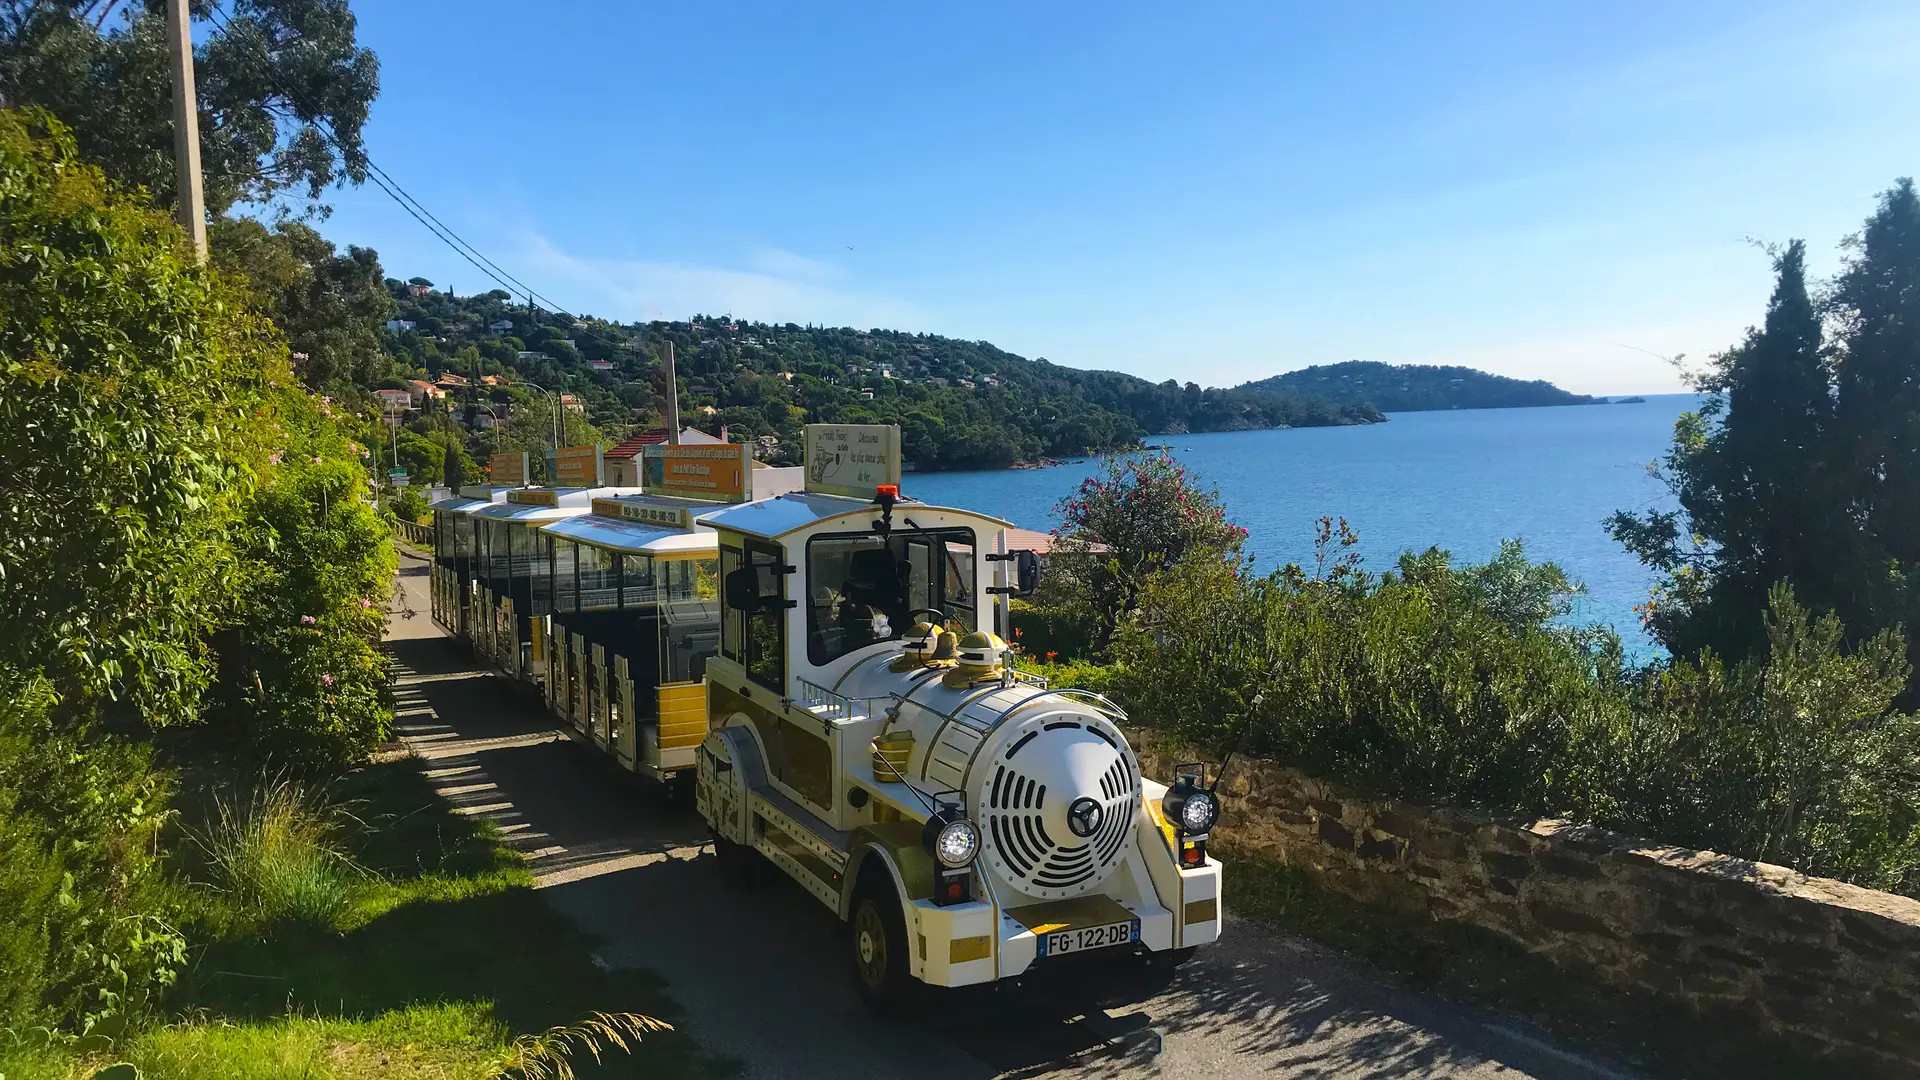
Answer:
(1137, 744, 1920, 1073)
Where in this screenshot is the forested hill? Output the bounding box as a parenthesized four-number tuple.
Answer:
(1240, 361, 1602, 412)
(380, 286, 1384, 470)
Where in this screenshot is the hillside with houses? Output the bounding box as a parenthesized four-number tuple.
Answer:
(369, 282, 1382, 474)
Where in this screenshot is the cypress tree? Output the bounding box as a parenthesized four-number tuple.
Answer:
(1609, 240, 1836, 660)
(443, 439, 467, 491)
(1827, 178, 1920, 656)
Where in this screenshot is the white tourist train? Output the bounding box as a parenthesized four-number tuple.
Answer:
(426, 425, 1224, 1005)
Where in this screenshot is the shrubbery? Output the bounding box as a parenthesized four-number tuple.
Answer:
(1111, 524, 1920, 896)
(0, 110, 399, 1034)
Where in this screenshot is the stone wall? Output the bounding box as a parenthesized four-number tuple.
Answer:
(1137, 744, 1920, 1073)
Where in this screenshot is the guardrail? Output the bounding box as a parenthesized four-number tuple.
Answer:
(393, 519, 433, 548)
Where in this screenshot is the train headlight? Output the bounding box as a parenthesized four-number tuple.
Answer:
(1180, 790, 1219, 833)
(930, 817, 981, 869)
(1162, 774, 1218, 835)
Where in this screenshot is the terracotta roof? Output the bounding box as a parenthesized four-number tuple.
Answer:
(604, 427, 730, 459)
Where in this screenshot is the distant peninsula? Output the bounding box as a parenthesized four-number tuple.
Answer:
(1239, 361, 1603, 412)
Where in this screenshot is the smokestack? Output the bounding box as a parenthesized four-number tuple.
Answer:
(663, 339, 680, 446)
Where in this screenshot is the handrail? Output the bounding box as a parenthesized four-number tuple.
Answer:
(795, 676, 863, 720)
(794, 676, 896, 722)
(1050, 687, 1128, 721)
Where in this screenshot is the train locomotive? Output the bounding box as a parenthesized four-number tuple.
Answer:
(693, 460, 1224, 1007)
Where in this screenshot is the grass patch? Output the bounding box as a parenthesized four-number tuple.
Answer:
(1222, 844, 1868, 1080)
(8, 757, 731, 1080)
(187, 778, 372, 931)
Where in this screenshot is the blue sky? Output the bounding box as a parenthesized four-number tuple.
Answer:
(314, 1, 1920, 395)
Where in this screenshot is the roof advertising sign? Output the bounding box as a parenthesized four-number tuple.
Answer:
(553, 444, 604, 488)
(641, 443, 751, 503)
(591, 497, 694, 529)
(803, 423, 902, 498)
(489, 452, 529, 487)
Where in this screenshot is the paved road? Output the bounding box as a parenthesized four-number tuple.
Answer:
(385, 552, 1634, 1080)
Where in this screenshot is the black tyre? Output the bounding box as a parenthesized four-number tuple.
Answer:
(849, 875, 923, 1017)
(711, 830, 764, 890)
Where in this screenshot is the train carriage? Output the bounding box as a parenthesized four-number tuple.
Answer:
(538, 495, 724, 786)
(467, 486, 642, 682)
(692, 424, 1225, 1010)
(428, 485, 513, 641)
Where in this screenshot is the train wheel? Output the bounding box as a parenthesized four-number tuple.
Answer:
(850, 875, 923, 1017)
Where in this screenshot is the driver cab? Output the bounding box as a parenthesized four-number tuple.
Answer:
(702, 491, 1031, 698)
(697, 488, 1038, 828)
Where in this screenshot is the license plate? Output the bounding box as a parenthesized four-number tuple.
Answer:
(1036, 918, 1139, 958)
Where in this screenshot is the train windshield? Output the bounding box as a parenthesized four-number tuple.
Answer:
(805, 528, 976, 666)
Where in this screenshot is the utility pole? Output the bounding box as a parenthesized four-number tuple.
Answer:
(165, 0, 207, 260)
(663, 339, 681, 445)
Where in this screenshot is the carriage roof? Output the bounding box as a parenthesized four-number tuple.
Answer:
(696, 490, 1013, 543)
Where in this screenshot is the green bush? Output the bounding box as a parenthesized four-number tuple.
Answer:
(0, 110, 398, 1036)
(1008, 599, 1098, 663)
(393, 485, 430, 524)
(208, 391, 398, 771)
(1118, 526, 1920, 896)
(0, 670, 183, 1032)
(1011, 653, 1126, 702)
(0, 109, 279, 728)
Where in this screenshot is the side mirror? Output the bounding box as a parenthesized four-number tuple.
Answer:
(1012, 549, 1040, 597)
(724, 568, 763, 613)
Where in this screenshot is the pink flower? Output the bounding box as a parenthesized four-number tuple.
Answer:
(320, 674, 334, 686)
(313, 456, 323, 465)
(299, 615, 316, 626)
(359, 597, 372, 609)
(268, 454, 282, 465)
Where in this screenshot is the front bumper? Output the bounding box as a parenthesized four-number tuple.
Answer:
(908, 858, 1222, 987)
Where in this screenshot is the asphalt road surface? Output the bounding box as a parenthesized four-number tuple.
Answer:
(386, 552, 1635, 1080)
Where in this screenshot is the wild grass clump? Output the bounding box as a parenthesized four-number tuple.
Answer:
(497, 1012, 673, 1080)
(189, 777, 373, 930)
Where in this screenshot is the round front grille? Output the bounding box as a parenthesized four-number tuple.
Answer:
(972, 712, 1139, 899)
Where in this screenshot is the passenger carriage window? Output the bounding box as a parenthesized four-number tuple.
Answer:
(805, 528, 976, 666)
(577, 545, 619, 611)
(552, 537, 578, 613)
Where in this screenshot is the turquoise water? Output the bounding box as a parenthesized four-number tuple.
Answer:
(905, 394, 1702, 656)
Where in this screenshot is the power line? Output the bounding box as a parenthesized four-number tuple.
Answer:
(202, 1, 624, 348)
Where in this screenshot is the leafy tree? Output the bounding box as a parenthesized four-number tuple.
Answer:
(211, 217, 396, 390)
(1608, 240, 1840, 659)
(0, 0, 379, 216)
(1611, 181, 1920, 691)
(391, 426, 444, 485)
(1048, 451, 1246, 652)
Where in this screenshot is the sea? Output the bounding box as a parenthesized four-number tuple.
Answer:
(906, 393, 1705, 657)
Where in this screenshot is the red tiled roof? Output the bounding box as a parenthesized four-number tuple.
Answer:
(604, 427, 730, 459)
